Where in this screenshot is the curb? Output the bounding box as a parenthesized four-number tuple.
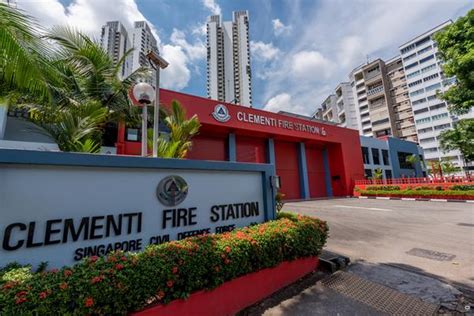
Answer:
(353, 196, 474, 203)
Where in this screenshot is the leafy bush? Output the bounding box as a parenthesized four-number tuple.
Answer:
(0, 215, 327, 315)
(360, 189, 474, 197)
(366, 186, 401, 191)
(451, 185, 474, 191)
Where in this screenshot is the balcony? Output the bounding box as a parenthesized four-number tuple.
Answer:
(367, 85, 384, 96)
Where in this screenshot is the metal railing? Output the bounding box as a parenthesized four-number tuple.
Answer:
(355, 176, 474, 186)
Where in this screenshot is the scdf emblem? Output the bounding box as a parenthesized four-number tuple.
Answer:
(156, 175, 188, 206)
(212, 104, 231, 122)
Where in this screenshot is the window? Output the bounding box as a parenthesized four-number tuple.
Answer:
(405, 62, 418, 70)
(385, 169, 392, 179)
(364, 169, 373, 179)
(401, 43, 416, 54)
(126, 128, 140, 142)
(408, 79, 422, 87)
(412, 98, 426, 105)
(427, 94, 437, 101)
(432, 113, 448, 121)
(407, 70, 420, 79)
(425, 83, 441, 91)
(418, 127, 433, 134)
(403, 53, 416, 62)
(424, 147, 438, 153)
(362, 147, 370, 164)
(429, 102, 446, 111)
(421, 63, 437, 73)
(434, 123, 451, 130)
(414, 107, 429, 115)
(419, 54, 435, 64)
(415, 36, 430, 47)
(423, 73, 439, 82)
(419, 137, 435, 144)
(371, 148, 380, 165)
(382, 149, 390, 166)
(417, 45, 432, 55)
(410, 88, 424, 97)
(372, 118, 390, 126)
(398, 152, 414, 169)
(416, 117, 431, 124)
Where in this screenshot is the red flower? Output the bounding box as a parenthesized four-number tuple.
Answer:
(157, 290, 165, 300)
(224, 246, 231, 253)
(251, 240, 257, 245)
(16, 290, 27, 297)
(15, 297, 27, 305)
(59, 282, 68, 290)
(224, 258, 230, 265)
(121, 256, 127, 262)
(89, 256, 99, 263)
(115, 263, 124, 271)
(2, 282, 16, 290)
(172, 266, 179, 274)
(50, 269, 58, 274)
(39, 292, 47, 299)
(166, 280, 174, 288)
(84, 297, 94, 308)
(91, 276, 103, 284)
(108, 256, 117, 262)
(63, 269, 73, 277)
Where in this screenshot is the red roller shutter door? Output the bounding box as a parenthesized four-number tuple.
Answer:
(274, 141, 300, 200)
(306, 146, 327, 198)
(236, 136, 267, 163)
(186, 135, 227, 161)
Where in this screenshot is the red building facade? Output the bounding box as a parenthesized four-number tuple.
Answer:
(117, 89, 365, 200)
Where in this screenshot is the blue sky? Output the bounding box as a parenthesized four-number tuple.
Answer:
(18, 0, 472, 114)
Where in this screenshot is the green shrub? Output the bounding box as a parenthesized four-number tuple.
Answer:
(360, 189, 474, 197)
(0, 215, 328, 315)
(366, 186, 401, 191)
(451, 185, 474, 191)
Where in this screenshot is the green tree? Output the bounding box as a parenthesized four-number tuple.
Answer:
(439, 119, 474, 174)
(148, 100, 201, 158)
(441, 160, 461, 176)
(433, 9, 474, 115)
(405, 154, 419, 169)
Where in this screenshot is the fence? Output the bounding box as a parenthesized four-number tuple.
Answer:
(355, 176, 474, 186)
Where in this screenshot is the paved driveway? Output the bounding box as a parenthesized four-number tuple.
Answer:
(283, 198, 474, 291)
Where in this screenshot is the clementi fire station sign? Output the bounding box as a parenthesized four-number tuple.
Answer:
(212, 104, 327, 136)
(0, 164, 265, 267)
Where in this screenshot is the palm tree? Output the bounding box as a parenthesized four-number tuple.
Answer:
(441, 160, 461, 176)
(373, 168, 384, 181)
(148, 100, 201, 158)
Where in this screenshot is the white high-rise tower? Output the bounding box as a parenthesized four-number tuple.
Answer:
(131, 21, 159, 86)
(100, 21, 132, 79)
(206, 11, 252, 107)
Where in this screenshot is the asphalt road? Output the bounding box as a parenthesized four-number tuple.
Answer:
(283, 198, 474, 292)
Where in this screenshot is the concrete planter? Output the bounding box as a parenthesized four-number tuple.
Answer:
(131, 257, 319, 316)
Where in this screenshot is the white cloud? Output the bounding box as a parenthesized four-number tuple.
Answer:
(170, 28, 206, 61)
(272, 18, 292, 36)
(161, 45, 191, 90)
(291, 50, 334, 80)
(202, 0, 221, 16)
(263, 93, 307, 114)
(250, 41, 280, 61)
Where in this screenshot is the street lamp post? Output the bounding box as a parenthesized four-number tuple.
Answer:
(146, 51, 169, 158)
(132, 82, 156, 157)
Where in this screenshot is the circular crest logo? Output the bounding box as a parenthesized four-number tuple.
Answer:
(156, 175, 188, 207)
(212, 104, 231, 122)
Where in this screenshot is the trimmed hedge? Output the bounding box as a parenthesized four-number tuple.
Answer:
(451, 185, 474, 191)
(360, 189, 474, 198)
(0, 213, 327, 315)
(365, 186, 401, 191)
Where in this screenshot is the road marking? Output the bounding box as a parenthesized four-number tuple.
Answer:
(375, 197, 391, 200)
(401, 198, 416, 201)
(431, 199, 448, 202)
(358, 196, 368, 199)
(333, 205, 393, 212)
(466, 200, 474, 203)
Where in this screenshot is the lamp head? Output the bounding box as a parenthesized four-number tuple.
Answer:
(132, 82, 155, 105)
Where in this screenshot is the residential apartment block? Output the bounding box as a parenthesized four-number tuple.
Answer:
(100, 21, 132, 79)
(131, 21, 159, 86)
(313, 83, 358, 130)
(207, 11, 252, 107)
(100, 20, 159, 85)
(399, 20, 473, 167)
